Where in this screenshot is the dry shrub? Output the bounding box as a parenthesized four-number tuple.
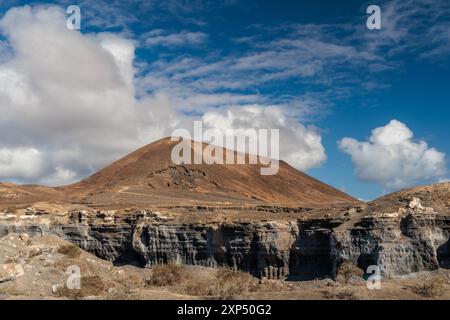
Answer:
(213, 269, 258, 300)
(54, 275, 105, 299)
(336, 262, 363, 284)
(146, 262, 188, 287)
(182, 278, 216, 297)
(115, 272, 144, 293)
(54, 258, 99, 275)
(258, 279, 293, 292)
(57, 244, 82, 259)
(180, 268, 258, 299)
(413, 276, 446, 298)
(322, 288, 359, 300)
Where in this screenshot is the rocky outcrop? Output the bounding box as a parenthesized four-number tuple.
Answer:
(0, 263, 24, 283)
(335, 214, 450, 277)
(335, 199, 450, 277)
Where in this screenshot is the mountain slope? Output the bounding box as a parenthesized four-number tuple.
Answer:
(61, 137, 357, 207)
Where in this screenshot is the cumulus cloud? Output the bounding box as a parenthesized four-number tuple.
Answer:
(202, 106, 326, 171)
(339, 120, 447, 191)
(0, 5, 182, 185)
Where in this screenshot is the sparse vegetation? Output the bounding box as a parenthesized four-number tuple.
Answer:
(146, 262, 188, 287)
(336, 262, 363, 284)
(0, 287, 22, 296)
(182, 278, 216, 297)
(57, 244, 82, 258)
(258, 279, 293, 292)
(54, 275, 105, 299)
(322, 288, 359, 300)
(179, 268, 259, 299)
(413, 276, 447, 298)
(116, 272, 144, 293)
(213, 268, 258, 300)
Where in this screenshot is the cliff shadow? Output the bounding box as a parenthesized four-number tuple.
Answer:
(287, 229, 335, 281)
(437, 237, 450, 269)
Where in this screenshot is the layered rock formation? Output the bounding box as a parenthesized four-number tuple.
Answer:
(1, 197, 449, 280)
(336, 209, 450, 278)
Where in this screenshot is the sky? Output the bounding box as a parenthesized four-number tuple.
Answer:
(0, 0, 448, 200)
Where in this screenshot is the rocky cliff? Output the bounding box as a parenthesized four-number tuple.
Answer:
(1, 197, 449, 280)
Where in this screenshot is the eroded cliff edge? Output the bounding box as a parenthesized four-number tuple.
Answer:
(1, 197, 449, 280)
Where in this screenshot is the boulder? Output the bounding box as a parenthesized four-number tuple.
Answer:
(25, 207, 47, 215)
(0, 263, 24, 283)
(19, 233, 31, 245)
(24, 245, 42, 258)
(409, 197, 425, 210)
(407, 197, 436, 214)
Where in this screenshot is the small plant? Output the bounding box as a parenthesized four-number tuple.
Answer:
(336, 262, 363, 284)
(146, 262, 187, 287)
(182, 278, 216, 297)
(117, 272, 144, 293)
(213, 269, 258, 300)
(258, 279, 293, 292)
(322, 288, 359, 300)
(54, 275, 105, 299)
(181, 268, 259, 299)
(413, 276, 446, 298)
(57, 244, 82, 258)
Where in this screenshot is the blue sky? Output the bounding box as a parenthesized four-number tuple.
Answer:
(0, 0, 448, 200)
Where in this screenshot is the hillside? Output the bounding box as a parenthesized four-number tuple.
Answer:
(60, 137, 357, 208)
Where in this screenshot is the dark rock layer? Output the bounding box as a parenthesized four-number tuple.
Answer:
(1, 212, 449, 280)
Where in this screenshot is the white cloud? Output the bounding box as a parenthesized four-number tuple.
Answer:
(339, 120, 447, 191)
(144, 29, 208, 47)
(0, 147, 45, 180)
(0, 5, 182, 185)
(41, 166, 77, 186)
(202, 106, 326, 171)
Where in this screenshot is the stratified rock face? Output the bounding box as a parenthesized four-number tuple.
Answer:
(132, 222, 298, 280)
(1, 200, 449, 280)
(335, 214, 450, 277)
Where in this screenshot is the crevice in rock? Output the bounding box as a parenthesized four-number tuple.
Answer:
(437, 238, 450, 269)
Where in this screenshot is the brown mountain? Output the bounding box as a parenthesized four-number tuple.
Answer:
(61, 137, 357, 208)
